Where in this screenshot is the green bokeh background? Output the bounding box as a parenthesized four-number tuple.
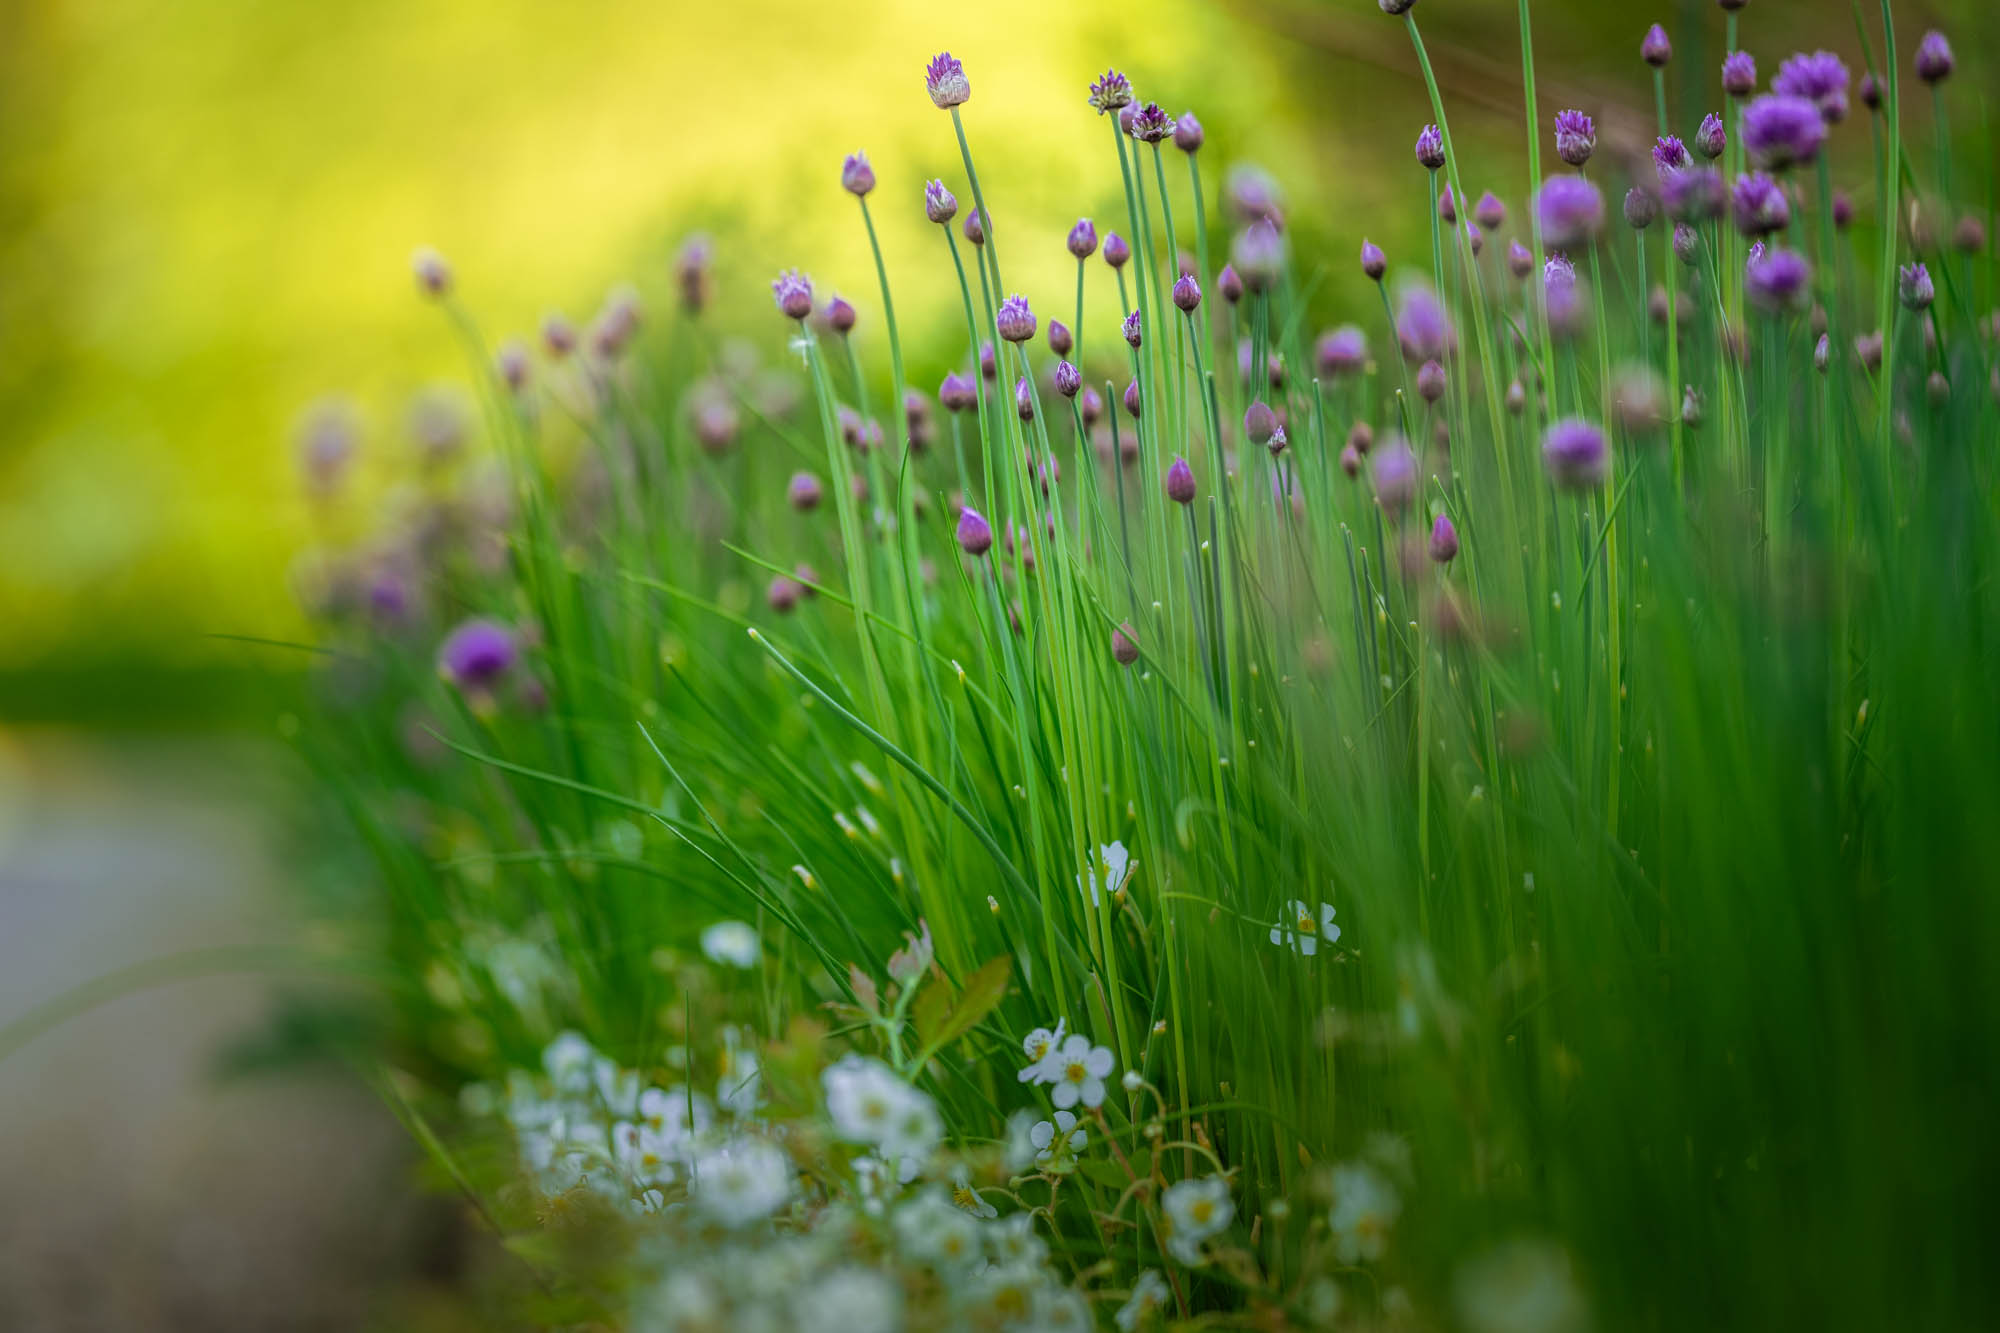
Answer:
(0, 0, 1978, 710)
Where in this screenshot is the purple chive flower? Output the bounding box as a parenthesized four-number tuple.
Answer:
(1088, 69, 1135, 113)
(1695, 113, 1727, 159)
(1742, 94, 1828, 169)
(1372, 439, 1418, 515)
(1506, 239, 1534, 277)
(1859, 72, 1883, 112)
(1130, 102, 1174, 143)
(1544, 256, 1585, 339)
(1360, 239, 1387, 281)
(1641, 24, 1672, 68)
(1225, 163, 1284, 225)
(956, 505, 994, 556)
(925, 179, 958, 224)
(1080, 385, 1104, 425)
(542, 311, 576, 358)
(440, 619, 516, 689)
(1662, 167, 1725, 223)
(675, 235, 712, 313)
(979, 341, 997, 380)
(1898, 262, 1935, 311)
(1014, 377, 1035, 421)
(925, 52, 970, 108)
(1553, 109, 1596, 167)
(1914, 31, 1953, 84)
(1053, 359, 1082, 397)
(1172, 274, 1203, 312)
(1415, 124, 1446, 171)
(841, 152, 876, 197)
(1653, 136, 1692, 176)
(1068, 217, 1098, 259)
(1122, 379, 1142, 418)
(1231, 217, 1287, 291)
(1672, 223, 1700, 266)
(1416, 359, 1447, 403)
(1473, 191, 1507, 231)
(1428, 513, 1459, 564)
(1854, 330, 1884, 371)
(772, 269, 813, 320)
(1165, 456, 1196, 505)
(996, 294, 1036, 343)
(825, 295, 857, 334)
(1118, 103, 1138, 136)
(1048, 319, 1073, 356)
(1832, 190, 1854, 229)
(1243, 401, 1278, 446)
(1121, 309, 1143, 348)
(1103, 232, 1131, 268)
(1316, 325, 1367, 377)
(1218, 264, 1244, 303)
(1396, 286, 1456, 363)
(495, 340, 529, 391)
(1535, 175, 1606, 249)
(1731, 172, 1790, 237)
(1437, 184, 1458, 224)
(1379, 0, 1417, 12)
(1723, 51, 1758, 99)
(1814, 334, 1831, 372)
(1745, 246, 1812, 313)
(788, 471, 824, 511)
(939, 371, 977, 413)
(1111, 623, 1140, 667)
(767, 576, 804, 614)
(1624, 187, 1660, 230)
(1543, 418, 1608, 490)
(412, 246, 451, 298)
(1175, 111, 1204, 153)
(1774, 50, 1851, 123)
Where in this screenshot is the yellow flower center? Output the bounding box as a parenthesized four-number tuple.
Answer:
(953, 1185, 977, 1210)
(1191, 1198, 1214, 1224)
(1066, 1061, 1087, 1082)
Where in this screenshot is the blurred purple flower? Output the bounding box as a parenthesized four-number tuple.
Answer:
(1535, 175, 1605, 249)
(925, 52, 970, 108)
(1773, 50, 1851, 123)
(1742, 94, 1827, 169)
(1543, 418, 1607, 490)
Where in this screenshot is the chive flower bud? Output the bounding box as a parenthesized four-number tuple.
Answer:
(440, 619, 516, 690)
(1723, 52, 1757, 99)
(825, 295, 857, 334)
(956, 505, 994, 556)
(1695, 113, 1727, 159)
(1218, 264, 1244, 303)
(1535, 175, 1605, 249)
(925, 52, 970, 108)
(939, 371, 976, 413)
(771, 269, 813, 320)
(1111, 623, 1140, 666)
(1174, 111, 1204, 153)
(1731, 172, 1789, 237)
(841, 152, 876, 197)
(412, 247, 452, 298)
(1416, 360, 1447, 403)
(925, 179, 958, 224)
(1048, 319, 1073, 356)
(1243, 401, 1278, 446)
(1415, 124, 1445, 171)
(1166, 456, 1196, 504)
(789, 471, 823, 511)
(1372, 440, 1418, 514)
(1130, 102, 1174, 143)
(1553, 110, 1596, 167)
(1104, 233, 1131, 268)
(1745, 247, 1812, 313)
(1014, 377, 1035, 421)
(996, 294, 1036, 343)
(963, 210, 985, 246)
(1543, 418, 1608, 490)
(1088, 69, 1134, 114)
(1054, 360, 1082, 398)
(1122, 379, 1142, 418)
(1641, 24, 1672, 68)
(1473, 191, 1506, 231)
(1429, 513, 1459, 563)
(1898, 262, 1935, 311)
(1742, 94, 1827, 169)
(1068, 217, 1098, 259)
(1316, 326, 1367, 377)
(1172, 274, 1202, 312)
(1774, 50, 1851, 123)
(1914, 31, 1953, 85)
(1360, 240, 1387, 281)
(1507, 239, 1534, 275)
(1122, 309, 1143, 348)
(1624, 187, 1660, 230)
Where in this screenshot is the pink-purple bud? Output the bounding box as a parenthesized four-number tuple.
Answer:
(1053, 360, 1082, 398)
(963, 210, 985, 246)
(1695, 113, 1727, 159)
(1122, 379, 1142, 418)
(1218, 264, 1244, 303)
(1553, 110, 1596, 167)
(1428, 513, 1459, 563)
(1122, 309, 1142, 348)
(925, 52, 970, 108)
(939, 371, 977, 413)
(1641, 24, 1672, 68)
(1172, 274, 1202, 312)
(925, 179, 958, 224)
(1103, 233, 1131, 268)
(825, 295, 857, 334)
(1914, 31, 1953, 84)
(1048, 319, 1073, 356)
(1014, 378, 1035, 421)
(1360, 240, 1387, 281)
(772, 269, 813, 320)
(1174, 111, 1204, 153)
(996, 294, 1036, 343)
(1473, 191, 1507, 231)
(412, 247, 452, 298)
(1415, 124, 1445, 171)
(1068, 217, 1098, 259)
(789, 471, 823, 511)
(1166, 456, 1196, 505)
(1416, 359, 1447, 403)
(1723, 51, 1757, 99)
(1243, 401, 1277, 446)
(1110, 623, 1140, 666)
(841, 152, 876, 197)
(956, 505, 994, 556)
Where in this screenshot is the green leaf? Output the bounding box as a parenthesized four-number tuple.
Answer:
(917, 954, 1012, 1057)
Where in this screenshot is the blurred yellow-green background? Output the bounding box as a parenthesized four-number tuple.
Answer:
(0, 0, 1976, 702)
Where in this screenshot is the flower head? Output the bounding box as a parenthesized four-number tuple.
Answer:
(1088, 69, 1134, 113)
(1416, 360, 1447, 403)
(1653, 135, 1692, 176)
(924, 52, 970, 108)
(1535, 175, 1605, 250)
(1029, 1109, 1088, 1169)
(1166, 456, 1196, 505)
(1860, 71, 1883, 111)
(1415, 123, 1445, 171)
(956, 505, 994, 556)
(1395, 285, 1455, 363)
(1743, 94, 1827, 169)
(1111, 623, 1140, 667)
(924, 178, 957, 224)
(1731, 172, 1789, 237)
(1329, 1162, 1402, 1263)
(1745, 246, 1812, 313)
(939, 371, 977, 413)
(692, 1137, 792, 1227)
(1129, 101, 1174, 143)
(824, 294, 857, 334)
(962, 209, 985, 246)
(1270, 899, 1341, 954)
(440, 619, 516, 689)
(1162, 1177, 1235, 1265)
(1553, 109, 1596, 167)
(1723, 50, 1757, 99)
(1898, 261, 1935, 311)
(1103, 232, 1131, 269)
(1507, 239, 1534, 276)
(1774, 50, 1851, 123)
(1121, 309, 1143, 348)
(1914, 30, 1953, 84)
(772, 269, 813, 320)
(1174, 111, 1204, 153)
(1430, 513, 1459, 563)
(1641, 23, 1672, 68)
(1040, 1034, 1115, 1109)
(841, 152, 875, 197)
(1360, 239, 1388, 281)
(1661, 166, 1725, 223)
(411, 246, 451, 298)
(1473, 191, 1507, 231)
(1172, 274, 1203, 313)
(1624, 187, 1660, 231)
(1543, 418, 1608, 490)
(1116, 1271, 1171, 1333)
(1067, 217, 1098, 259)
(701, 920, 760, 968)
(996, 294, 1036, 343)
(1013, 377, 1035, 422)
(1053, 359, 1082, 398)
(1695, 113, 1727, 159)
(1317, 325, 1367, 378)
(1231, 217, 1286, 291)
(1372, 438, 1419, 515)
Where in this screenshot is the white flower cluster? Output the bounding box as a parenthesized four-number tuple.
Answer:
(1017, 1020, 1117, 1110)
(824, 1055, 943, 1175)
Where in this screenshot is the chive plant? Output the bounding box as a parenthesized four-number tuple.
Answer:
(286, 6, 2000, 1327)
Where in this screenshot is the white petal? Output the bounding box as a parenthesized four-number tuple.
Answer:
(1051, 1081, 1080, 1110)
(1080, 1078, 1105, 1108)
(1269, 926, 1286, 946)
(1085, 1046, 1116, 1077)
(1299, 935, 1319, 956)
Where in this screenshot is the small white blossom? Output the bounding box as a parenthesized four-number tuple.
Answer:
(1328, 1161, 1402, 1263)
(1076, 841, 1135, 906)
(1041, 1034, 1115, 1109)
(987, 1211, 1047, 1267)
(542, 1030, 598, 1093)
(879, 1088, 943, 1170)
(1115, 1269, 1171, 1331)
(950, 1166, 999, 1219)
(1034, 1286, 1093, 1331)
(701, 919, 761, 968)
(1121, 1068, 1144, 1094)
(692, 1136, 793, 1226)
(797, 1267, 903, 1333)
(824, 1055, 913, 1144)
(1452, 1238, 1588, 1333)
(893, 1189, 983, 1269)
(1029, 1109, 1087, 1169)
(1269, 899, 1341, 955)
(1018, 1019, 1067, 1084)
(1161, 1176, 1235, 1265)
(1003, 1108, 1041, 1172)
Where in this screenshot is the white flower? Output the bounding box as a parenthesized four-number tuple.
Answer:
(796, 1267, 903, 1333)
(1034, 1286, 1094, 1331)
(612, 1119, 677, 1185)
(824, 1055, 912, 1144)
(1269, 899, 1341, 955)
(1029, 1109, 1087, 1168)
(950, 1166, 999, 1218)
(1121, 1068, 1144, 1094)
(1018, 1018, 1067, 1083)
(591, 1055, 641, 1116)
(1041, 1034, 1115, 1109)
(637, 1084, 714, 1157)
(542, 1030, 598, 1092)
(893, 1189, 983, 1269)
(1328, 1161, 1402, 1264)
(1003, 1108, 1041, 1172)
(1161, 1176, 1235, 1265)
(986, 1211, 1047, 1267)
(701, 919, 761, 968)
(1115, 1269, 1171, 1331)
(692, 1136, 792, 1226)
(1076, 840, 1135, 906)
(1452, 1238, 1587, 1333)
(879, 1087, 943, 1170)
